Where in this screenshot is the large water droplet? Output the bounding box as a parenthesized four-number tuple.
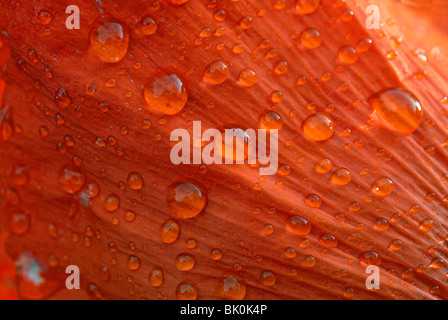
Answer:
(167, 180, 207, 219)
(219, 273, 246, 300)
(160, 218, 181, 244)
(287, 216, 311, 235)
(58, 165, 86, 194)
(144, 73, 188, 115)
(302, 113, 334, 141)
(90, 20, 129, 63)
(368, 88, 423, 134)
(176, 281, 197, 300)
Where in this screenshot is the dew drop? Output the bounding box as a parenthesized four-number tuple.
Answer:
(338, 46, 358, 64)
(300, 28, 322, 49)
(210, 248, 223, 261)
(368, 88, 423, 134)
(356, 38, 372, 53)
(316, 158, 332, 174)
(104, 194, 120, 212)
(58, 165, 86, 194)
(260, 110, 283, 130)
(286, 216, 311, 235)
(374, 218, 389, 231)
(0, 107, 13, 141)
(149, 268, 164, 287)
(419, 219, 434, 232)
(11, 166, 29, 186)
(7, 210, 30, 234)
(169, 0, 190, 5)
(37, 10, 52, 25)
(359, 251, 381, 266)
(140, 16, 158, 35)
(176, 253, 195, 271)
(260, 270, 276, 286)
(240, 16, 253, 29)
(295, 0, 320, 13)
(305, 194, 322, 208)
(302, 113, 335, 141)
(127, 172, 143, 190)
(167, 180, 207, 219)
(127, 255, 140, 271)
(371, 177, 394, 197)
(55, 89, 71, 108)
(144, 73, 188, 115)
(319, 233, 338, 248)
(219, 273, 246, 300)
(204, 61, 229, 84)
(90, 20, 129, 63)
(14, 253, 61, 299)
(160, 218, 181, 244)
(176, 281, 197, 300)
(239, 68, 257, 87)
(332, 168, 351, 186)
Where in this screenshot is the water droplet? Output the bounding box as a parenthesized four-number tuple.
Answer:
(239, 68, 257, 87)
(331, 168, 351, 185)
(58, 165, 86, 194)
(296, 0, 320, 14)
(260, 270, 276, 286)
(240, 16, 253, 29)
(260, 110, 282, 130)
(368, 88, 423, 134)
(176, 281, 197, 300)
(169, 0, 190, 6)
(127, 255, 140, 271)
(359, 251, 381, 266)
(149, 268, 164, 287)
(14, 253, 61, 299)
(127, 172, 143, 190)
(287, 216, 311, 235)
(104, 194, 120, 212)
(204, 61, 229, 84)
(274, 60, 288, 75)
(7, 210, 30, 234)
(140, 16, 158, 35)
(303, 113, 334, 141)
(371, 177, 394, 197)
(0, 107, 13, 141)
(305, 194, 322, 208)
(319, 233, 338, 248)
(210, 248, 223, 261)
(176, 253, 195, 271)
(300, 28, 322, 49)
(11, 166, 29, 186)
(214, 9, 227, 21)
(316, 158, 332, 173)
(160, 219, 181, 244)
(219, 273, 246, 300)
(90, 20, 129, 63)
(55, 89, 71, 108)
(356, 38, 372, 53)
(274, 0, 287, 10)
(284, 247, 296, 258)
(84, 181, 100, 198)
(144, 73, 188, 115)
(167, 180, 207, 219)
(419, 219, 434, 232)
(338, 46, 359, 64)
(37, 10, 52, 25)
(374, 218, 389, 231)
(390, 239, 403, 250)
